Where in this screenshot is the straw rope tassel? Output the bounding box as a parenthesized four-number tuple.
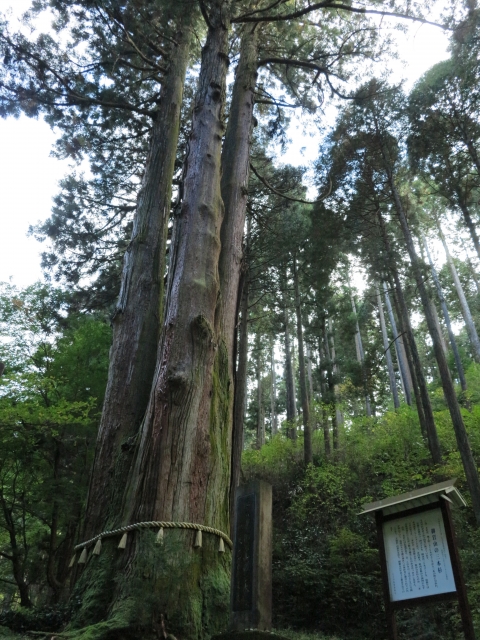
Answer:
(156, 527, 164, 545)
(93, 539, 102, 555)
(68, 553, 76, 568)
(218, 537, 225, 553)
(193, 530, 202, 548)
(78, 548, 88, 564)
(118, 533, 128, 549)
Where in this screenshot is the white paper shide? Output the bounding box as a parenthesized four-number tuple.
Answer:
(383, 509, 456, 602)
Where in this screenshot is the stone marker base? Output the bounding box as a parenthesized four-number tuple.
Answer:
(213, 631, 291, 640)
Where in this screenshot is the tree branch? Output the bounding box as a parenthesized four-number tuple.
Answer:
(233, 1, 448, 28)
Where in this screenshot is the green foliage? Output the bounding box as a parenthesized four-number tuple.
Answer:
(0, 282, 111, 608)
(244, 396, 480, 640)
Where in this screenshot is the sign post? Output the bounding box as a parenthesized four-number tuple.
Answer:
(361, 479, 475, 640)
(230, 480, 272, 632)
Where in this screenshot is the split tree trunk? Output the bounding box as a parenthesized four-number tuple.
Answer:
(83, 14, 194, 541)
(77, 6, 235, 637)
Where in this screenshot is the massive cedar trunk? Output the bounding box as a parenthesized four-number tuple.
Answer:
(423, 235, 467, 392)
(376, 285, 399, 409)
(83, 15, 194, 541)
(293, 255, 313, 464)
(74, 5, 234, 637)
(439, 225, 480, 363)
(389, 177, 480, 522)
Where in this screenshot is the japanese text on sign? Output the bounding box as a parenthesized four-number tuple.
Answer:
(383, 509, 455, 602)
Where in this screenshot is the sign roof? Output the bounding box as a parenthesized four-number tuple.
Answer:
(360, 479, 466, 516)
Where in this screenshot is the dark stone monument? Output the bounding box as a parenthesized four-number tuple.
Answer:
(230, 480, 272, 632)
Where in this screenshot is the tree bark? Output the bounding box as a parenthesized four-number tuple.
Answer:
(293, 255, 313, 464)
(389, 178, 480, 522)
(376, 285, 400, 408)
(383, 282, 412, 405)
(216, 23, 258, 525)
(82, 16, 194, 541)
(422, 235, 467, 392)
(439, 226, 480, 363)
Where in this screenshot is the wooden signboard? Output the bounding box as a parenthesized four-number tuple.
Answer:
(361, 480, 475, 640)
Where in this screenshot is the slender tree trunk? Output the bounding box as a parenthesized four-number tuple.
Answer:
(293, 255, 312, 464)
(82, 15, 194, 541)
(376, 286, 400, 408)
(457, 198, 480, 263)
(256, 333, 265, 448)
(284, 300, 297, 440)
(351, 295, 372, 417)
(329, 318, 344, 426)
(270, 339, 278, 436)
(377, 211, 441, 462)
(389, 177, 480, 522)
(306, 344, 314, 405)
(383, 282, 412, 405)
(439, 226, 480, 362)
(422, 235, 467, 392)
(460, 236, 480, 296)
(323, 318, 339, 451)
(318, 336, 331, 456)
